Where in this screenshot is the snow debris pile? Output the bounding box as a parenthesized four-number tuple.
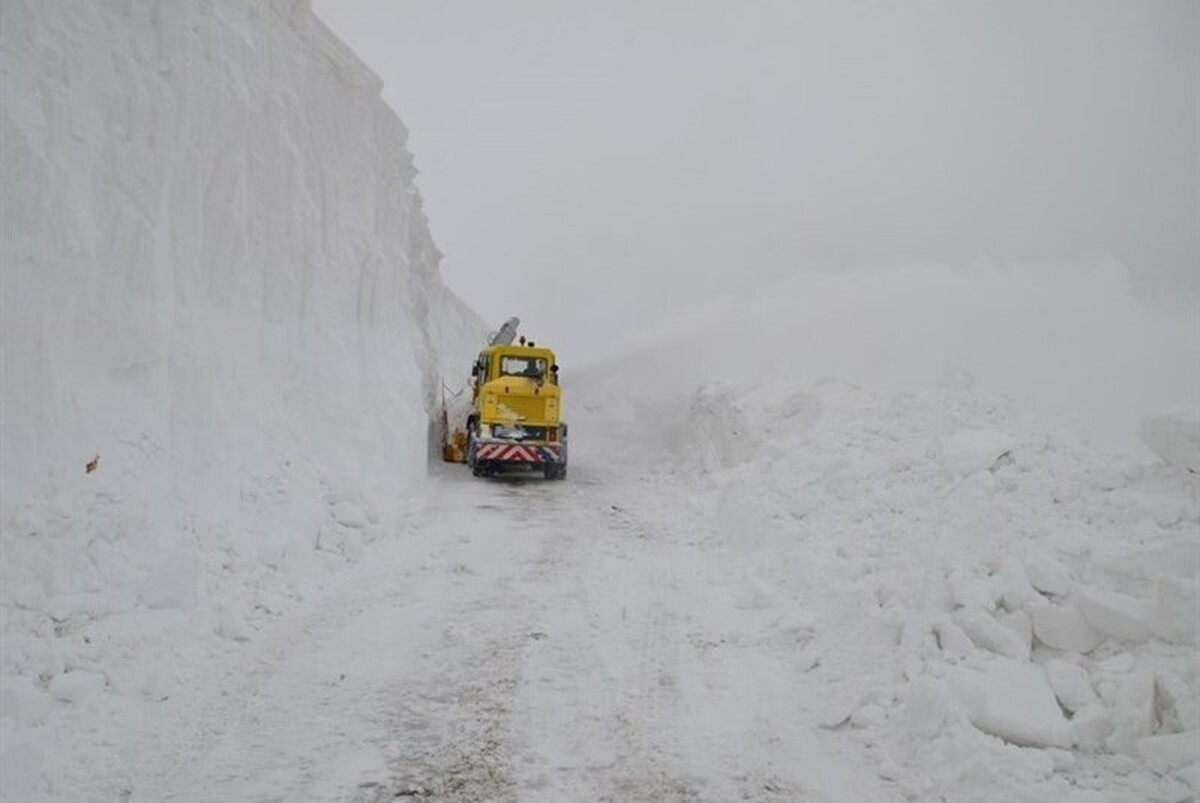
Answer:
(1, 0, 481, 792)
(655, 380, 1198, 800)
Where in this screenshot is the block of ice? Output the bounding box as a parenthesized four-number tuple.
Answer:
(1070, 704, 1116, 752)
(998, 558, 1042, 610)
(1023, 547, 1075, 597)
(1044, 659, 1098, 713)
(956, 606, 1030, 660)
(1152, 576, 1199, 646)
(1105, 671, 1156, 756)
(953, 657, 1071, 748)
(1076, 585, 1154, 644)
(1032, 603, 1103, 653)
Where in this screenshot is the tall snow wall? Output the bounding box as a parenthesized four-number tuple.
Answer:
(1, 1, 484, 621)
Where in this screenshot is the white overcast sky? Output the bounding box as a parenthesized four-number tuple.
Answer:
(313, 1, 1197, 359)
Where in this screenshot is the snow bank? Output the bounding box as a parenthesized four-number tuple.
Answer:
(575, 374, 1200, 799)
(2, 1, 483, 795)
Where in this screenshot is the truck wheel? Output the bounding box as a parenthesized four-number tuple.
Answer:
(468, 431, 483, 477)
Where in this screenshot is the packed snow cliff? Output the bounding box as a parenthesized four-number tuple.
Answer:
(1, 0, 482, 766)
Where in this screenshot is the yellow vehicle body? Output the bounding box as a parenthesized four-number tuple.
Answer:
(443, 342, 568, 479)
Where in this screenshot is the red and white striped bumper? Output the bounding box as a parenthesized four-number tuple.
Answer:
(473, 440, 563, 464)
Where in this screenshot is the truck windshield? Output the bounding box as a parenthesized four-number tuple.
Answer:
(499, 356, 546, 379)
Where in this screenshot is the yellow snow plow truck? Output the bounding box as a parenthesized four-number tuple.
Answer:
(442, 317, 568, 479)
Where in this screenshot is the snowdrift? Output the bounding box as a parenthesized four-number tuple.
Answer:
(572, 371, 1199, 799)
(1, 0, 483, 783)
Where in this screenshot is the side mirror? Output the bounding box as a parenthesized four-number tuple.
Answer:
(551, 364, 559, 373)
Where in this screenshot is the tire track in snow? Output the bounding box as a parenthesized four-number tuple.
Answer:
(125, 456, 898, 802)
(610, 577, 700, 801)
(130, 470, 555, 803)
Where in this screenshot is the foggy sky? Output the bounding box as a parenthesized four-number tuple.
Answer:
(313, 0, 1197, 360)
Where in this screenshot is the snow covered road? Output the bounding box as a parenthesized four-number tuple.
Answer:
(117, 456, 893, 803)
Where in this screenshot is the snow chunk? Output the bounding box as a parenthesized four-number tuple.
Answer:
(952, 657, 1071, 748)
(998, 558, 1042, 611)
(1044, 659, 1098, 713)
(933, 618, 975, 659)
(848, 700, 887, 729)
(1104, 671, 1156, 756)
(1137, 731, 1200, 773)
(950, 573, 1000, 610)
(939, 428, 1014, 476)
(48, 669, 107, 703)
(1070, 705, 1117, 752)
(1152, 575, 1199, 646)
(1075, 585, 1154, 644)
(1031, 603, 1103, 653)
(1139, 413, 1200, 473)
(955, 606, 1030, 660)
(1023, 547, 1075, 597)
(331, 500, 368, 529)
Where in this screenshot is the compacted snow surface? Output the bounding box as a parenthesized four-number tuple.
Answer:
(3, 2, 1199, 802)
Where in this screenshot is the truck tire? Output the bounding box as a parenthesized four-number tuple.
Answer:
(467, 431, 484, 477)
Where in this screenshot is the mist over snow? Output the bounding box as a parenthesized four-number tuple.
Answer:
(314, 0, 1199, 352)
(2, 2, 1198, 803)
(590, 259, 1199, 455)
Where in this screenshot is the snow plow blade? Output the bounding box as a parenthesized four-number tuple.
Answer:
(442, 429, 468, 463)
